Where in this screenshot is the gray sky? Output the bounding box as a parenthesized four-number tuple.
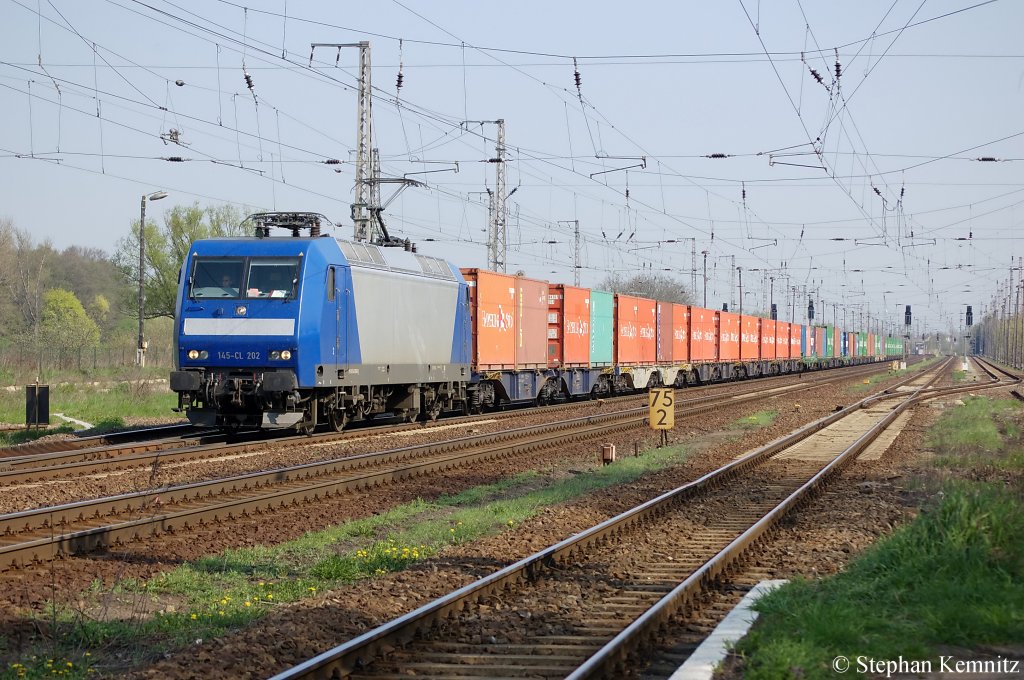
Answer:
(2, 1, 1022, 338)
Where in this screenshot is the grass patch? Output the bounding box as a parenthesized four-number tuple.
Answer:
(0, 424, 75, 447)
(929, 396, 1021, 458)
(0, 383, 177, 426)
(7, 439, 696, 672)
(735, 410, 778, 430)
(736, 483, 1024, 679)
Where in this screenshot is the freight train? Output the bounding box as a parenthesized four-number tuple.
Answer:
(169, 212, 905, 432)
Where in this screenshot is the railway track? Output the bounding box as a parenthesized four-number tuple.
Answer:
(266, 357, 1016, 680)
(0, 361, 910, 571)
(971, 355, 1020, 382)
(0, 422, 207, 457)
(0, 362, 895, 486)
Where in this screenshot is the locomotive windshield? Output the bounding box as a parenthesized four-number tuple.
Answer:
(246, 257, 299, 299)
(190, 258, 245, 299)
(189, 256, 299, 300)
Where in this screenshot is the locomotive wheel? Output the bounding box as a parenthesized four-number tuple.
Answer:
(328, 407, 347, 432)
(297, 398, 318, 436)
(297, 415, 315, 436)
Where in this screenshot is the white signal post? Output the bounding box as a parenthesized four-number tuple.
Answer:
(648, 387, 675, 446)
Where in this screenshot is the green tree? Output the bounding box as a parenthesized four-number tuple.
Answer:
(51, 246, 131, 331)
(88, 294, 111, 327)
(596, 272, 694, 305)
(114, 202, 249, 319)
(41, 289, 101, 369)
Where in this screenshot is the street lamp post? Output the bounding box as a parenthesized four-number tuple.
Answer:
(138, 191, 168, 367)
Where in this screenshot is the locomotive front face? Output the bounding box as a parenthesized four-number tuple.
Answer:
(171, 247, 306, 428)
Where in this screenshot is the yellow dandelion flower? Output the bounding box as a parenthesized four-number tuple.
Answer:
(258, 581, 265, 587)
(218, 611, 225, 616)
(266, 593, 273, 600)
(219, 599, 227, 606)
(507, 520, 514, 526)
(191, 614, 198, 620)
(244, 601, 251, 607)
(308, 587, 316, 593)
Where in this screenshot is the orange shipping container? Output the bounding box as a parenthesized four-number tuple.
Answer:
(516, 277, 549, 367)
(776, 321, 790, 359)
(791, 324, 803, 359)
(615, 295, 657, 364)
(719, 311, 740, 361)
(547, 284, 591, 368)
(814, 327, 825, 357)
(741, 316, 761, 361)
(671, 303, 690, 362)
(656, 303, 674, 362)
(761, 319, 776, 360)
(690, 306, 718, 362)
(461, 269, 517, 369)
(867, 333, 876, 357)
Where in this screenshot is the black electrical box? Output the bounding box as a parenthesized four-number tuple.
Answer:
(26, 384, 49, 428)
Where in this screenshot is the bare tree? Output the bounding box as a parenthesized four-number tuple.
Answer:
(596, 272, 694, 305)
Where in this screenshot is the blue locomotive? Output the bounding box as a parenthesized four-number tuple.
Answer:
(169, 213, 472, 432)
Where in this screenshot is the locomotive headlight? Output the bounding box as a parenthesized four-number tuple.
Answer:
(269, 349, 292, 361)
(269, 351, 280, 360)
(200, 350, 209, 359)
(280, 350, 292, 360)
(187, 349, 199, 360)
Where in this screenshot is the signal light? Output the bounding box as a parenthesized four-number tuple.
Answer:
(807, 300, 815, 321)
(722, 303, 729, 312)
(905, 305, 912, 325)
(966, 305, 973, 327)
(771, 303, 777, 320)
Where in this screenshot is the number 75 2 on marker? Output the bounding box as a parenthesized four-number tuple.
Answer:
(648, 388, 675, 430)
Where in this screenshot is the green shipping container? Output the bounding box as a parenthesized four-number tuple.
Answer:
(590, 289, 614, 366)
(824, 325, 835, 357)
(857, 332, 867, 357)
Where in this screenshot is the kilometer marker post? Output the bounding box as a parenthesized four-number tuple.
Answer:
(648, 387, 675, 447)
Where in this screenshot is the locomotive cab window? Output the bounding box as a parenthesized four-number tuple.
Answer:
(246, 257, 300, 299)
(190, 258, 245, 299)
